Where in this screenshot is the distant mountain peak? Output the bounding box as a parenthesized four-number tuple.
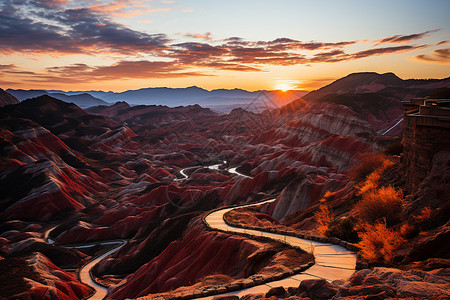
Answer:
(304, 72, 413, 101)
(0, 88, 20, 107)
(185, 86, 206, 90)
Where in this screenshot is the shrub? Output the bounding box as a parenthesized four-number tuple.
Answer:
(399, 223, 418, 239)
(413, 207, 433, 223)
(357, 157, 395, 195)
(325, 217, 359, 243)
(413, 207, 439, 231)
(349, 154, 392, 181)
(315, 204, 334, 235)
(323, 190, 334, 200)
(357, 221, 405, 266)
(357, 171, 381, 195)
(354, 186, 403, 226)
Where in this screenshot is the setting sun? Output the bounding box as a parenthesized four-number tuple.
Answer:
(276, 83, 292, 92)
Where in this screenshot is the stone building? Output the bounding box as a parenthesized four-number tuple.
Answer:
(402, 98, 450, 193)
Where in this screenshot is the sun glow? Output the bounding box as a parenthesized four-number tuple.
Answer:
(276, 83, 292, 92)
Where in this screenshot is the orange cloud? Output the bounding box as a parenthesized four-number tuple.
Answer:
(19, 60, 211, 84)
(87, 0, 169, 18)
(415, 48, 450, 64)
(183, 32, 213, 40)
(376, 29, 439, 44)
(164, 41, 427, 69)
(351, 45, 427, 59)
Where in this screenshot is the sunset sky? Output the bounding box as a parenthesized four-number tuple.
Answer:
(1, 0, 449, 92)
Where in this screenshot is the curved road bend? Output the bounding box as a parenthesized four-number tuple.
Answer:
(175, 166, 200, 181)
(44, 165, 356, 299)
(227, 167, 252, 178)
(201, 203, 356, 298)
(77, 240, 127, 300)
(44, 226, 126, 299)
(176, 161, 251, 181)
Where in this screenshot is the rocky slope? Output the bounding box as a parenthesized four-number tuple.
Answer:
(0, 87, 385, 298)
(300, 72, 450, 133)
(0, 252, 93, 299)
(303, 72, 450, 101)
(107, 220, 312, 299)
(1, 73, 448, 299)
(0, 88, 19, 107)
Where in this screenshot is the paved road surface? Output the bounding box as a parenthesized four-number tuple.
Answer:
(202, 199, 356, 298)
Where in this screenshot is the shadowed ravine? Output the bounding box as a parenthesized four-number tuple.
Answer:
(46, 165, 356, 299)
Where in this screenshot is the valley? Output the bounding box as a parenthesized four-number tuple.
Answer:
(0, 72, 449, 299)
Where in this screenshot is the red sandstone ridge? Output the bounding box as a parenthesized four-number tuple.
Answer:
(269, 169, 347, 221)
(1, 73, 448, 299)
(0, 252, 93, 299)
(300, 72, 450, 134)
(0, 158, 107, 221)
(0, 88, 19, 107)
(107, 220, 312, 299)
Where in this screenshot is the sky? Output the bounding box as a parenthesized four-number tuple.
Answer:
(0, 0, 449, 92)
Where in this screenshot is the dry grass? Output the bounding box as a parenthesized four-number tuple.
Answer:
(399, 223, 418, 239)
(358, 171, 381, 195)
(354, 185, 403, 226)
(315, 204, 334, 235)
(349, 154, 392, 182)
(323, 190, 334, 199)
(413, 207, 433, 223)
(357, 221, 405, 266)
(356, 156, 395, 195)
(412, 206, 439, 231)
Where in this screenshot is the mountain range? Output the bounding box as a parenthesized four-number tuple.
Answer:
(6, 87, 308, 112)
(5, 72, 450, 114)
(5, 89, 108, 108)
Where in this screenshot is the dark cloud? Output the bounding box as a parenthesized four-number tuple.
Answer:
(221, 38, 357, 52)
(160, 38, 360, 69)
(0, 64, 17, 71)
(0, 64, 36, 75)
(377, 29, 439, 44)
(34, 0, 69, 8)
(351, 45, 426, 59)
(0, 0, 439, 79)
(309, 50, 348, 63)
(159, 39, 426, 69)
(0, 1, 169, 54)
(415, 48, 450, 64)
(46, 60, 210, 80)
(0, 13, 74, 54)
(437, 40, 450, 45)
(0, 60, 210, 86)
(170, 42, 228, 60)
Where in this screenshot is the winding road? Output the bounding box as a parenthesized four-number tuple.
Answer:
(45, 164, 356, 299)
(202, 200, 356, 298)
(78, 240, 127, 300)
(44, 227, 126, 299)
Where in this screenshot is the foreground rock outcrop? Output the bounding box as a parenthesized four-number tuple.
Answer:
(107, 220, 312, 299)
(336, 267, 450, 298)
(0, 253, 93, 299)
